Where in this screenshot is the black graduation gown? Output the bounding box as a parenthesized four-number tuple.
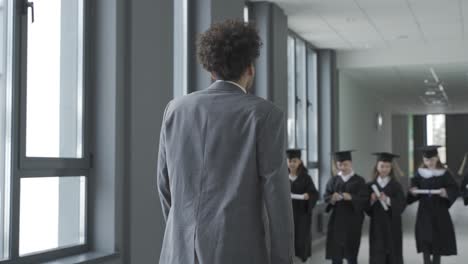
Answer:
(290, 173, 319, 261)
(324, 174, 368, 260)
(366, 179, 406, 264)
(407, 170, 459, 256)
(461, 171, 468, 205)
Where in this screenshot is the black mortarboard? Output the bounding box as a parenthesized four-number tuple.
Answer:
(419, 145, 441, 158)
(372, 152, 400, 162)
(286, 149, 302, 159)
(333, 150, 355, 162)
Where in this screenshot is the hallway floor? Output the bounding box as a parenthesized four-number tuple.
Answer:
(297, 199, 468, 264)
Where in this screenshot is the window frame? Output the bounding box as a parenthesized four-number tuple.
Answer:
(287, 30, 321, 189)
(1, 1, 92, 262)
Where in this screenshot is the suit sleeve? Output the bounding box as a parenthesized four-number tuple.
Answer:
(257, 108, 294, 264)
(157, 102, 172, 222)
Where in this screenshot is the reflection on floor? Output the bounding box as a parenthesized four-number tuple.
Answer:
(296, 199, 468, 264)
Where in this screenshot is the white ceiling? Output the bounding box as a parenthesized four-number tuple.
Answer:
(252, 0, 468, 114)
(341, 63, 468, 114)
(254, 0, 468, 51)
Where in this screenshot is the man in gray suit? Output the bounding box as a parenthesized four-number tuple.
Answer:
(157, 19, 294, 264)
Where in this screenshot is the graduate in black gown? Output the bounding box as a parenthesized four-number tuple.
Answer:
(287, 149, 319, 263)
(324, 150, 368, 264)
(407, 145, 459, 264)
(366, 152, 406, 264)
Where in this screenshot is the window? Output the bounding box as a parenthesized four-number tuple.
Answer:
(408, 115, 414, 177)
(427, 114, 446, 163)
(174, 0, 189, 97)
(0, 0, 90, 262)
(295, 39, 307, 156)
(306, 48, 319, 184)
(287, 33, 320, 189)
(287, 36, 296, 149)
(0, 0, 13, 259)
(243, 5, 249, 23)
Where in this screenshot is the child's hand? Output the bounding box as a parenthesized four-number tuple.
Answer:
(410, 187, 418, 196)
(379, 192, 388, 202)
(439, 188, 448, 198)
(331, 192, 341, 203)
(371, 193, 378, 203)
(342, 193, 352, 201)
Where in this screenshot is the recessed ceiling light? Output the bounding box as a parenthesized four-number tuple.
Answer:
(425, 91, 436, 96)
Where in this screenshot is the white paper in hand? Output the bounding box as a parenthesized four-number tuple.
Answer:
(412, 189, 442, 195)
(371, 184, 389, 211)
(291, 194, 306, 200)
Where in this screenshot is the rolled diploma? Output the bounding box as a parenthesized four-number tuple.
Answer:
(291, 194, 306, 200)
(371, 184, 389, 211)
(412, 189, 442, 195)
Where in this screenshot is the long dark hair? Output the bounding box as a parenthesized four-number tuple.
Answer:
(288, 159, 308, 177)
(297, 163, 308, 176)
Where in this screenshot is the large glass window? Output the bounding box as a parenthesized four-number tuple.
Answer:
(307, 49, 319, 184)
(287, 33, 320, 189)
(243, 5, 249, 23)
(427, 114, 446, 163)
(0, 0, 90, 262)
(26, 0, 84, 158)
(295, 39, 307, 155)
(0, 0, 12, 259)
(287, 36, 296, 149)
(174, 0, 189, 97)
(19, 176, 86, 256)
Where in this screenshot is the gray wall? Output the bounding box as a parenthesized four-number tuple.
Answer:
(91, 0, 174, 263)
(318, 50, 339, 193)
(88, 0, 126, 257)
(392, 115, 411, 190)
(251, 2, 288, 112)
(412, 115, 426, 171)
(338, 73, 393, 180)
(126, 0, 174, 263)
(446, 114, 468, 178)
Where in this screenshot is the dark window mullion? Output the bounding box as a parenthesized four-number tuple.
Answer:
(19, 157, 91, 171)
(17, 170, 89, 178)
(9, 0, 29, 260)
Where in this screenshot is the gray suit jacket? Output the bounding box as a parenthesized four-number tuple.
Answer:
(157, 81, 294, 264)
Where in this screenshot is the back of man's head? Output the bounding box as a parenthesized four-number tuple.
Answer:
(197, 19, 262, 82)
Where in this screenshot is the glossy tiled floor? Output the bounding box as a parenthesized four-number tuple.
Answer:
(297, 199, 468, 264)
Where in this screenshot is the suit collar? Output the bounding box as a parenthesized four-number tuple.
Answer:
(208, 80, 247, 94)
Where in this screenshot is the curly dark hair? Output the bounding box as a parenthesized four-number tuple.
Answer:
(197, 19, 262, 81)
